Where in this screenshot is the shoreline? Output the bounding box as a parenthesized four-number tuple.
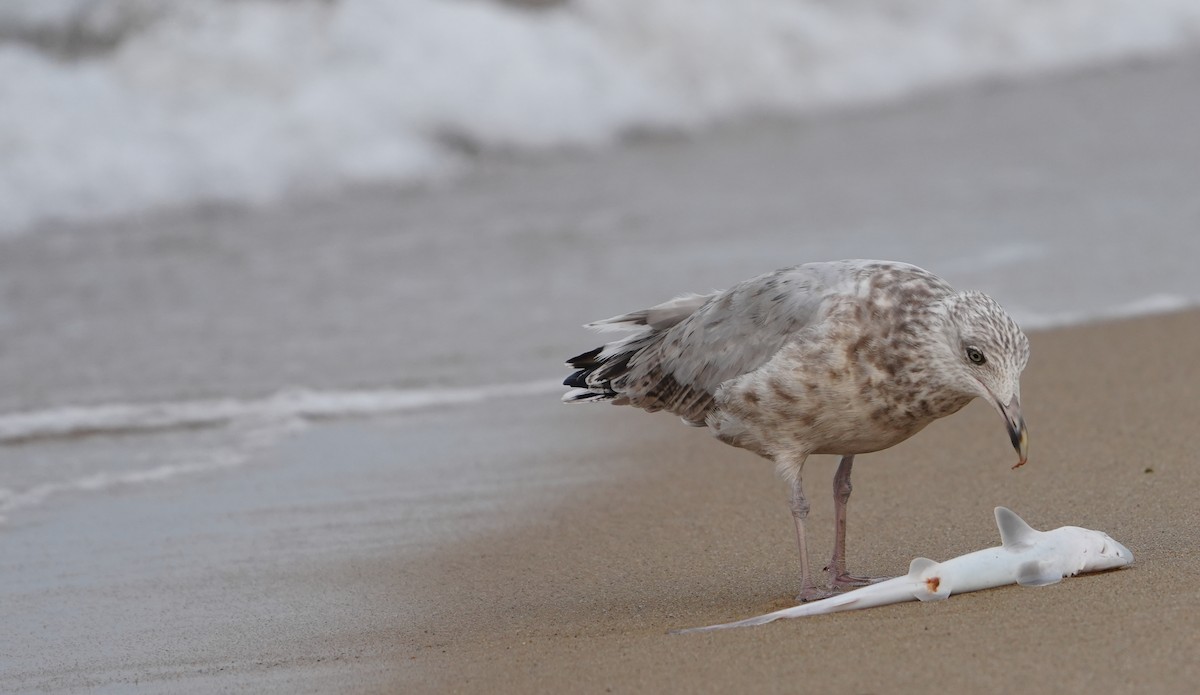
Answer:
(3, 310, 1198, 693)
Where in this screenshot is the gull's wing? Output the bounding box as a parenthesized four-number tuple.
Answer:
(567, 261, 928, 424)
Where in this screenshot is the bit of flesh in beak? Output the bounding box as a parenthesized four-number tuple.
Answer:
(1000, 394, 1028, 469)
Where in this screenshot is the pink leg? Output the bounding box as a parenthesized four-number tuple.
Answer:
(826, 455, 887, 590)
(790, 476, 833, 602)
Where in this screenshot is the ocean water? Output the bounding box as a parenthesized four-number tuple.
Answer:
(3, 5, 1200, 527)
(3, 0, 1200, 234)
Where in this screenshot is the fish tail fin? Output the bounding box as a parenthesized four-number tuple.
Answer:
(671, 593, 865, 634)
(670, 609, 791, 635)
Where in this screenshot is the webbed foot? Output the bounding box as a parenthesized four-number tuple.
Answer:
(828, 571, 890, 591)
(796, 585, 836, 602)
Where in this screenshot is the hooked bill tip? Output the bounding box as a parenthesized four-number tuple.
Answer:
(1008, 418, 1028, 469)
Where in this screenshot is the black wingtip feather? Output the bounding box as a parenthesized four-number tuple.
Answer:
(563, 391, 608, 403)
(563, 369, 590, 388)
(566, 346, 603, 368)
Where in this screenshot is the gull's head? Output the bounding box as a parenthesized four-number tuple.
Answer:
(942, 291, 1031, 467)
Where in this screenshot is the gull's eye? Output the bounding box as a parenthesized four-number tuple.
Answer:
(966, 346, 986, 365)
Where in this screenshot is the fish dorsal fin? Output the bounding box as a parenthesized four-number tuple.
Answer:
(995, 506, 1039, 549)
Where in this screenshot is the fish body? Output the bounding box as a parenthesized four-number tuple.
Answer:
(675, 507, 1133, 633)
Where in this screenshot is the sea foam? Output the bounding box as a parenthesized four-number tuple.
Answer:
(0, 379, 562, 444)
(2, 0, 1200, 234)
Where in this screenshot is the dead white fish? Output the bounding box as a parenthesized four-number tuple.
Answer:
(675, 507, 1133, 634)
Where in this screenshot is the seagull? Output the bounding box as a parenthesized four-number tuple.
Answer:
(563, 260, 1030, 600)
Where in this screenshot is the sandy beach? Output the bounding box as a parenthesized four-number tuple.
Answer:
(402, 309, 1200, 693)
(3, 49, 1200, 694)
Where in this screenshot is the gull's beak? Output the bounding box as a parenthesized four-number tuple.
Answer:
(999, 394, 1028, 469)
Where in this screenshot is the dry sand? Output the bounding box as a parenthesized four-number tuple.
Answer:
(403, 310, 1200, 694)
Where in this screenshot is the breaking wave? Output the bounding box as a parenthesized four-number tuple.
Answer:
(3, 0, 1200, 234)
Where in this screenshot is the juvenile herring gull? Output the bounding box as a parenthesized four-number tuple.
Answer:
(563, 260, 1030, 600)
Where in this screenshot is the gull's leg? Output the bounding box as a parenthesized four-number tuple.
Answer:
(789, 475, 832, 602)
(826, 455, 886, 590)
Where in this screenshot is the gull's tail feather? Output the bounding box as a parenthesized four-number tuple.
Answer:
(562, 345, 626, 403)
(562, 293, 714, 406)
(560, 388, 608, 404)
(563, 347, 605, 390)
(585, 293, 713, 333)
